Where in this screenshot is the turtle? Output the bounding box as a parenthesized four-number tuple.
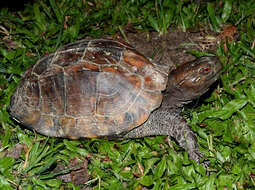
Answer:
(8, 38, 222, 166)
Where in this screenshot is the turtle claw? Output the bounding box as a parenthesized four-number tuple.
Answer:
(188, 149, 210, 170)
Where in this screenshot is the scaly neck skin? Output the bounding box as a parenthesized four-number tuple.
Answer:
(161, 86, 193, 109)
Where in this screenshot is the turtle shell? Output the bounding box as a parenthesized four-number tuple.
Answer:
(9, 39, 169, 139)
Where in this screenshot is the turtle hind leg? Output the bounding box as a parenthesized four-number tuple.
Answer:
(123, 107, 210, 168)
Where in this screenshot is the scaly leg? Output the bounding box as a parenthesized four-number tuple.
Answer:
(123, 107, 209, 168)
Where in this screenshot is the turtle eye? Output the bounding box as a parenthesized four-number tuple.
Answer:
(202, 66, 210, 74)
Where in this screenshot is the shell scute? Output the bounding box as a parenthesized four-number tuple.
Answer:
(76, 118, 98, 138)
(123, 49, 152, 71)
(58, 40, 90, 51)
(33, 55, 53, 75)
(65, 70, 97, 117)
(39, 66, 65, 115)
(95, 72, 138, 116)
(53, 51, 84, 67)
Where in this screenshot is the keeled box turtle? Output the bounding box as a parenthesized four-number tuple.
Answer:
(9, 38, 222, 167)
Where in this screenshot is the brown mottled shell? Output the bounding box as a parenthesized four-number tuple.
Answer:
(9, 39, 169, 139)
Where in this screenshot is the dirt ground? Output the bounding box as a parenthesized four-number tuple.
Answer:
(121, 28, 220, 71)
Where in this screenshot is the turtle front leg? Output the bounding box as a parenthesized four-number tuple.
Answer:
(123, 108, 209, 168)
(174, 123, 210, 169)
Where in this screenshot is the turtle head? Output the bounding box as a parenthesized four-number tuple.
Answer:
(165, 56, 222, 106)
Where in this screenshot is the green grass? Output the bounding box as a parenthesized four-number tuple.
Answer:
(0, 0, 255, 189)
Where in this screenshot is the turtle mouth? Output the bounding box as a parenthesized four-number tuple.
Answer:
(202, 72, 221, 91)
(208, 72, 220, 83)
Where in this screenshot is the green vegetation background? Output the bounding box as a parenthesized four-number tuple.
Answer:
(0, 0, 254, 189)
